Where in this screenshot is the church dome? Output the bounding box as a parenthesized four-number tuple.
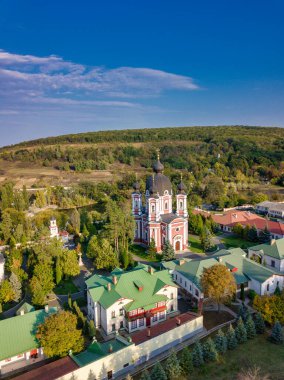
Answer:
(146, 173, 172, 195)
(177, 180, 187, 194)
(132, 181, 140, 192)
(153, 159, 164, 173)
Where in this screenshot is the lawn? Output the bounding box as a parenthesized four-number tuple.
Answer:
(188, 235, 204, 254)
(54, 279, 79, 295)
(188, 333, 284, 380)
(129, 244, 160, 262)
(220, 235, 256, 249)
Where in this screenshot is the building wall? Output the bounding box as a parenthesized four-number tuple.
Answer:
(173, 271, 202, 300)
(57, 316, 204, 380)
(0, 348, 43, 373)
(248, 249, 284, 273)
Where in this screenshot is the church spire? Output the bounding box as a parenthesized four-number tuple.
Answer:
(153, 148, 164, 173)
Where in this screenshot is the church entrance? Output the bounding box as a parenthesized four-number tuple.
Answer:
(175, 240, 181, 251)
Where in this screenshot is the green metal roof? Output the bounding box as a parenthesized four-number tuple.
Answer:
(16, 302, 35, 315)
(249, 239, 284, 260)
(86, 265, 177, 311)
(0, 307, 57, 361)
(72, 337, 132, 367)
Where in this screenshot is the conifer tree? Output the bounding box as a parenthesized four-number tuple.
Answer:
(179, 347, 193, 375)
(254, 313, 265, 334)
(56, 259, 62, 285)
(202, 337, 218, 362)
(162, 241, 175, 261)
(245, 315, 256, 339)
(165, 350, 182, 379)
(151, 362, 167, 380)
(227, 324, 238, 350)
(235, 318, 247, 343)
(148, 238, 157, 259)
(140, 370, 151, 380)
(238, 303, 249, 322)
(192, 341, 204, 367)
(269, 321, 283, 344)
(88, 320, 96, 338)
(68, 293, 72, 309)
(214, 329, 227, 354)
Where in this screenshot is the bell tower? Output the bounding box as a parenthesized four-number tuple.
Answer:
(176, 174, 188, 218)
(132, 175, 142, 242)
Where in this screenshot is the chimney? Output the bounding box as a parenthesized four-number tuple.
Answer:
(148, 266, 154, 275)
(178, 259, 185, 266)
(270, 239, 276, 246)
(44, 305, 49, 313)
(20, 309, 25, 316)
(107, 283, 111, 292)
(176, 317, 181, 325)
(112, 275, 117, 285)
(147, 328, 151, 337)
(218, 257, 222, 263)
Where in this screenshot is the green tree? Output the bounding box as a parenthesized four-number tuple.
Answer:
(9, 272, 22, 302)
(200, 264, 236, 312)
(179, 347, 193, 375)
(0, 211, 12, 243)
(88, 320, 96, 338)
(254, 313, 266, 334)
(35, 191, 47, 208)
(147, 238, 157, 259)
(202, 337, 218, 362)
(165, 350, 182, 379)
(269, 321, 283, 344)
(226, 324, 238, 350)
(140, 370, 151, 380)
(192, 341, 204, 367)
(162, 240, 175, 261)
(235, 318, 247, 343)
(245, 315, 256, 339)
(37, 311, 84, 357)
(259, 225, 271, 243)
(214, 329, 227, 354)
(87, 236, 118, 270)
(56, 259, 63, 285)
(151, 362, 167, 380)
(200, 226, 215, 251)
(238, 303, 249, 322)
(60, 250, 80, 278)
(30, 263, 54, 305)
(247, 225, 258, 242)
(0, 279, 15, 304)
(70, 208, 81, 234)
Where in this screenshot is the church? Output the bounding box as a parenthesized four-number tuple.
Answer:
(132, 153, 188, 253)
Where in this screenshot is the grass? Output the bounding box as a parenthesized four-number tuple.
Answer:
(188, 235, 204, 254)
(129, 244, 160, 262)
(220, 235, 256, 249)
(54, 279, 79, 295)
(188, 332, 284, 380)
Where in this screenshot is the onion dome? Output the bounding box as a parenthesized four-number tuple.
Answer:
(177, 174, 187, 194)
(152, 149, 164, 173)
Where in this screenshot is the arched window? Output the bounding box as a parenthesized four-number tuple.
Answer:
(165, 201, 168, 210)
(151, 204, 155, 213)
(135, 200, 138, 208)
(179, 201, 183, 209)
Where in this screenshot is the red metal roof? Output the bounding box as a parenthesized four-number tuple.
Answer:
(131, 312, 198, 345)
(13, 356, 78, 380)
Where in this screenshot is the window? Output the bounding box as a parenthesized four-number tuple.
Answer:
(119, 308, 124, 316)
(107, 371, 113, 380)
(151, 205, 155, 212)
(271, 260, 275, 268)
(111, 311, 116, 318)
(165, 202, 168, 210)
(112, 323, 116, 332)
(123, 363, 129, 368)
(267, 284, 270, 292)
(159, 312, 165, 320)
(190, 285, 192, 291)
(185, 281, 187, 288)
(129, 310, 137, 316)
(152, 314, 158, 322)
(176, 227, 180, 232)
(139, 318, 144, 327)
(170, 305, 174, 312)
(179, 201, 183, 209)
(131, 320, 137, 330)
(195, 289, 199, 297)
(120, 321, 124, 329)
(170, 293, 174, 300)
(180, 278, 182, 285)
(158, 301, 165, 307)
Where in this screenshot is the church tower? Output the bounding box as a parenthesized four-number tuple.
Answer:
(132, 177, 142, 242)
(176, 174, 188, 218)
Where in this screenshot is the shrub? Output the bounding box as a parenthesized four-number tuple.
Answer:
(235, 318, 247, 343)
(214, 329, 227, 354)
(227, 324, 238, 350)
(245, 315, 256, 339)
(179, 347, 193, 375)
(254, 313, 266, 334)
(165, 350, 182, 380)
(269, 321, 283, 344)
(248, 289, 257, 301)
(202, 337, 218, 362)
(192, 341, 204, 367)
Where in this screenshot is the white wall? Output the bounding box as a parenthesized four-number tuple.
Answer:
(57, 316, 204, 380)
(173, 271, 202, 300)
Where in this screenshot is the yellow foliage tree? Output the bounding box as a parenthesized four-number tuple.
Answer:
(200, 264, 236, 312)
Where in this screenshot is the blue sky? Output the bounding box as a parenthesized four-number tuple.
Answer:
(0, 0, 284, 146)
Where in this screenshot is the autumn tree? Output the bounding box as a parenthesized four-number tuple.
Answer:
(37, 311, 84, 357)
(0, 279, 14, 304)
(200, 264, 236, 312)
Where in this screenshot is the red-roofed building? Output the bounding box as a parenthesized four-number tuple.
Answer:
(193, 209, 284, 240)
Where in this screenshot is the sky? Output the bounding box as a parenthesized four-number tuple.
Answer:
(0, 0, 284, 146)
